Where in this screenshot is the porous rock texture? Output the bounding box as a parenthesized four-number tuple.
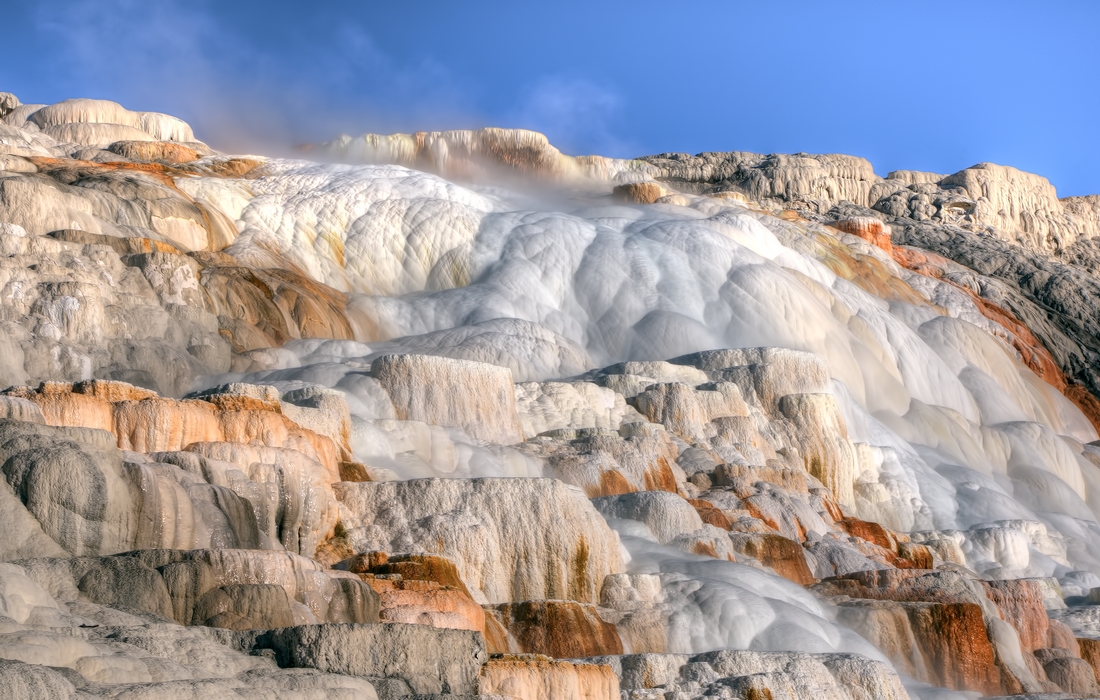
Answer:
(335, 477, 624, 604)
(3, 91, 1100, 699)
(594, 650, 909, 700)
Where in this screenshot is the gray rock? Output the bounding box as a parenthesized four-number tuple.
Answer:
(336, 477, 624, 604)
(0, 658, 76, 700)
(371, 354, 525, 445)
(247, 622, 486, 694)
(0, 396, 45, 423)
(592, 491, 703, 544)
(592, 649, 908, 700)
(192, 583, 296, 630)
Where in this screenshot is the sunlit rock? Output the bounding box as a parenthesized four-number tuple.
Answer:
(371, 354, 525, 445)
(479, 654, 620, 700)
(335, 478, 624, 604)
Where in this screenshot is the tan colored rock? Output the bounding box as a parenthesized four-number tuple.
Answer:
(10, 380, 343, 483)
(368, 578, 485, 632)
(337, 551, 485, 632)
(728, 533, 815, 585)
(633, 382, 709, 444)
(485, 600, 623, 657)
(940, 162, 1100, 252)
(777, 393, 856, 505)
(372, 354, 525, 445)
(479, 655, 620, 700)
(251, 622, 485, 695)
(979, 579, 1050, 653)
(1079, 638, 1100, 684)
(638, 151, 879, 211)
(106, 140, 200, 164)
(1040, 653, 1100, 695)
(612, 182, 662, 204)
(335, 478, 624, 604)
(124, 548, 379, 626)
(191, 583, 296, 630)
(0, 223, 230, 394)
(314, 126, 650, 183)
(514, 381, 643, 437)
(715, 462, 809, 492)
(0, 92, 19, 118)
(835, 599, 927, 679)
(593, 491, 703, 545)
(0, 396, 45, 423)
(180, 441, 339, 554)
(830, 216, 892, 252)
(536, 428, 682, 497)
(198, 259, 362, 350)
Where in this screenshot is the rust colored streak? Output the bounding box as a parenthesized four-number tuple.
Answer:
(730, 533, 815, 585)
(893, 245, 1100, 434)
(487, 600, 623, 658)
(905, 602, 1003, 695)
(828, 218, 893, 254)
(642, 457, 679, 493)
(28, 155, 186, 190)
(837, 518, 896, 551)
(595, 469, 634, 498)
(979, 579, 1050, 653)
(688, 498, 734, 530)
(344, 552, 471, 598)
(1079, 638, 1100, 684)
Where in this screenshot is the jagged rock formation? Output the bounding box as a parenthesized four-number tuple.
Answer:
(2, 91, 1100, 699)
(595, 650, 909, 700)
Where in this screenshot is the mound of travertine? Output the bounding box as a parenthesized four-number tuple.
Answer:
(0, 356, 1096, 698)
(3, 91, 1100, 700)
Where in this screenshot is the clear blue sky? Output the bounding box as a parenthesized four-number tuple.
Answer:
(4, 0, 1099, 195)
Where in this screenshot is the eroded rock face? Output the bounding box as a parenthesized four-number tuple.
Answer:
(594, 650, 908, 700)
(245, 622, 487, 694)
(371, 354, 526, 445)
(335, 551, 486, 633)
(15, 548, 379, 628)
(4, 93, 1100, 700)
(335, 478, 624, 604)
(485, 600, 623, 657)
(810, 569, 1081, 695)
(0, 232, 230, 395)
(479, 655, 620, 700)
(0, 381, 345, 557)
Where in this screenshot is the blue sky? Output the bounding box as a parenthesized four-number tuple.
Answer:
(4, 0, 1099, 195)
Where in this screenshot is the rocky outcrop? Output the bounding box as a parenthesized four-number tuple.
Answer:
(485, 600, 623, 657)
(372, 354, 526, 445)
(810, 569, 1093, 695)
(241, 622, 486, 694)
(312, 127, 648, 185)
(479, 655, 620, 700)
(0, 400, 339, 557)
(15, 548, 379, 628)
(335, 552, 485, 632)
(4, 92, 1100, 700)
(7, 379, 346, 474)
(0, 229, 230, 394)
(527, 425, 683, 497)
(335, 478, 624, 604)
(639, 151, 1100, 259)
(594, 650, 908, 700)
(612, 182, 663, 204)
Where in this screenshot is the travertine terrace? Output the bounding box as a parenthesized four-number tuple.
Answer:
(1, 93, 1100, 699)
